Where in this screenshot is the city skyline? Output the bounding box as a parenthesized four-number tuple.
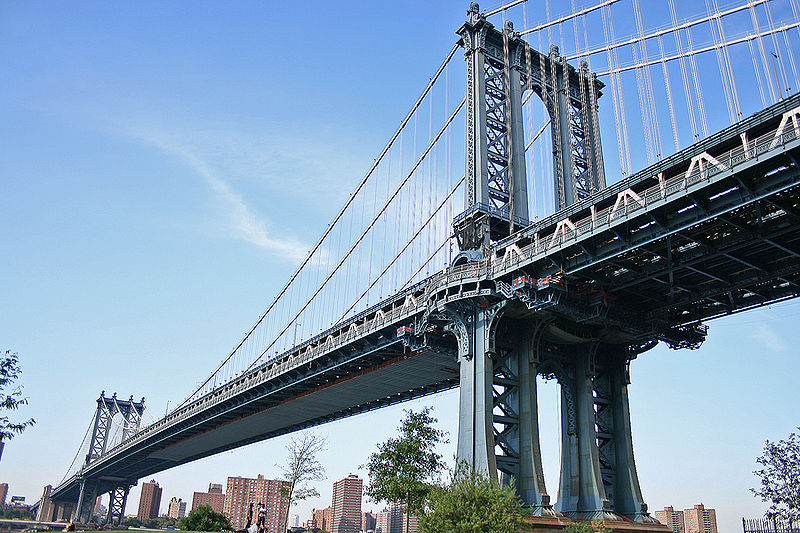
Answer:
(2, 1, 800, 532)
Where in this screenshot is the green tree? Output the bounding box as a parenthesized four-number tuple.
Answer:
(563, 522, 612, 533)
(364, 407, 447, 532)
(180, 505, 232, 532)
(0, 350, 35, 443)
(0, 507, 35, 520)
(564, 524, 595, 533)
(122, 517, 142, 528)
(419, 464, 526, 533)
(752, 427, 800, 521)
(279, 433, 326, 533)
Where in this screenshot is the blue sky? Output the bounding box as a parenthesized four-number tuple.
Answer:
(2, 1, 799, 531)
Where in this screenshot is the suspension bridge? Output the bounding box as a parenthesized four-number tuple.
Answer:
(35, 0, 800, 525)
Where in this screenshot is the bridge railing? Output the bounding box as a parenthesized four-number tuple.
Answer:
(80, 280, 437, 473)
(743, 518, 800, 533)
(483, 102, 800, 280)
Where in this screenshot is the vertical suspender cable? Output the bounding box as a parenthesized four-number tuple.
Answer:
(764, 0, 790, 97)
(633, 0, 662, 160)
(781, 28, 798, 94)
(445, 60, 454, 265)
(749, 1, 778, 103)
(571, 0, 581, 55)
(684, 24, 709, 137)
(605, 4, 632, 175)
(427, 90, 434, 276)
(713, 0, 742, 119)
(631, 30, 654, 163)
(658, 33, 681, 152)
(394, 129, 405, 292)
(670, 0, 700, 141)
(706, 0, 736, 124)
(748, 38, 768, 108)
(602, 4, 628, 177)
(411, 111, 418, 277)
(610, 4, 632, 172)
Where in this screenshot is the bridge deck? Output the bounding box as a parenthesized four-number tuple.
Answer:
(50, 94, 800, 502)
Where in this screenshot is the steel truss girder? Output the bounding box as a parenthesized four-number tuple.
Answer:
(492, 133, 800, 329)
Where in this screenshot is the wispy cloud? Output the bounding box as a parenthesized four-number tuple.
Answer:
(128, 127, 310, 263)
(752, 323, 787, 352)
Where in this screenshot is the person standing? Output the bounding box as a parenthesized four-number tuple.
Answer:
(256, 503, 266, 533)
(245, 502, 254, 530)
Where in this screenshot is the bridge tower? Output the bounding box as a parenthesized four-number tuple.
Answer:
(454, 2, 605, 257)
(73, 392, 144, 524)
(449, 3, 658, 523)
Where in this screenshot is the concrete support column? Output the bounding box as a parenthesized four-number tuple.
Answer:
(37, 485, 55, 522)
(555, 347, 611, 519)
(56, 502, 75, 522)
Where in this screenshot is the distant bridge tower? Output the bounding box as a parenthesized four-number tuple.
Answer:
(447, 3, 659, 523)
(86, 392, 145, 465)
(73, 392, 144, 524)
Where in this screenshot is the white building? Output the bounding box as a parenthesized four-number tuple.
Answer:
(167, 497, 187, 519)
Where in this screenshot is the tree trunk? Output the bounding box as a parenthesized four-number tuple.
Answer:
(281, 482, 294, 533)
(405, 494, 410, 533)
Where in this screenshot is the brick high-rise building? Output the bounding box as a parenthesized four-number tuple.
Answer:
(685, 504, 718, 533)
(656, 506, 686, 533)
(0, 483, 8, 506)
(192, 483, 225, 513)
(93, 496, 107, 520)
(223, 475, 290, 532)
(331, 475, 363, 533)
(137, 480, 162, 520)
(376, 509, 390, 533)
(167, 497, 187, 519)
(402, 512, 419, 533)
(374, 504, 414, 533)
(375, 504, 405, 533)
(362, 511, 377, 532)
(312, 507, 332, 531)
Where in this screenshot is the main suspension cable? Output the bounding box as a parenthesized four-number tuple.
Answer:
(175, 45, 460, 410)
(335, 175, 466, 323)
(243, 99, 466, 376)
